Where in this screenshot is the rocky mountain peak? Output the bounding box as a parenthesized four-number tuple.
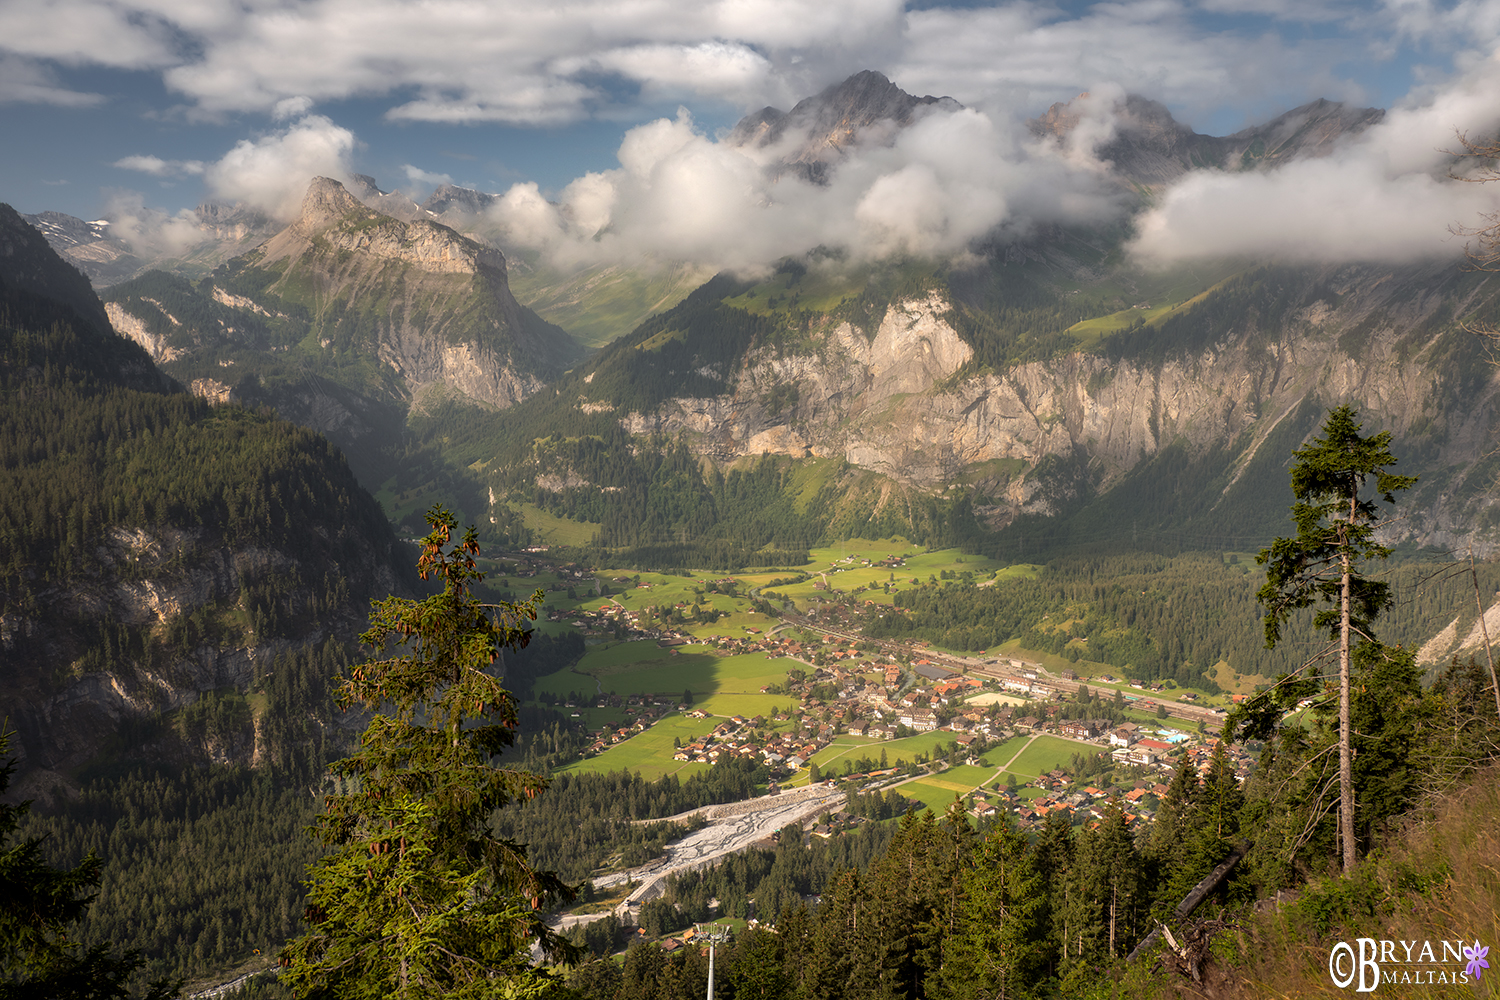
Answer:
(294, 176, 372, 232)
(729, 70, 959, 183)
(1226, 97, 1385, 166)
(422, 184, 499, 221)
(263, 177, 504, 277)
(194, 201, 276, 242)
(1028, 92, 1384, 186)
(348, 174, 425, 222)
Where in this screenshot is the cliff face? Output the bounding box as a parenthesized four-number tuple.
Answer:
(3, 525, 394, 784)
(592, 261, 1500, 552)
(105, 178, 578, 417)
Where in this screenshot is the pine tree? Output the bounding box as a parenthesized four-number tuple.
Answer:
(941, 816, 1047, 1000)
(277, 506, 574, 999)
(1249, 405, 1415, 871)
(0, 733, 179, 1000)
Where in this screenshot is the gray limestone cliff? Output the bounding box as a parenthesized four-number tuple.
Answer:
(586, 262, 1500, 554)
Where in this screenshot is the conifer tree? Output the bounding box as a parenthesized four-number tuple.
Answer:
(0, 733, 179, 1000)
(1248, 405, 1415, 872)
(941, 817, 1047, 1000)
(278, 506, 574, 999)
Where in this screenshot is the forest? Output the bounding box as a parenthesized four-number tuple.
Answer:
(861, 550, 1500, 687)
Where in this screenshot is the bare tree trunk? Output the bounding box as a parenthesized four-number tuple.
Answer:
(1109, 888, 1117, 956)
(1340, 513, 1356, 872)
(1470, 548, 1500, 720)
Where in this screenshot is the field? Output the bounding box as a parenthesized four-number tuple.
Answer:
(1003, 736, 1095, 782)
(511, 541, 1178, 789)
(516, 502, 601, 547)
(762, 539, 1026, 611)
(990, 639, 1230, 709)
(900, 780, 968, 817)
(555, 712, 718, 781)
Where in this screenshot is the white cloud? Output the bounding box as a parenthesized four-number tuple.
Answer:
(0, 0, 1398, 130)
(272, 95, 315, 121)
(403, 164, 453, 187)
(485, 104, 1125, 273)
(1128, 52, 1500, 265)
(202, 114, 356, 220)
(0, 54, 104, 106)
(0, 0, 176, 70)
(101, 190, 207, 257)
(113, 154, 206, 177)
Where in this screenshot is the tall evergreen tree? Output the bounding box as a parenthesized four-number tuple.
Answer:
(0, 734, 179, 1000)
(278, 507, 573, 999)
(1249, 405, 1415, 872)
(940, 817, 1047, 1000)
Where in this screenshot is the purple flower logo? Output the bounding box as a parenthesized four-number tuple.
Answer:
(1464, 941, 1490, 981)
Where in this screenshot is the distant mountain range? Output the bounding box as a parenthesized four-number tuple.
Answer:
(1030, 92, 1383, 186)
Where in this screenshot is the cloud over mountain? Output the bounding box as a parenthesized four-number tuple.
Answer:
(482, 91, 1126, 274)
(202, 114, 356, 221)
(1129, 54, 1500, 265)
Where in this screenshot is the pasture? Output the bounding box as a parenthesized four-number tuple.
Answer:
(763, 540, 1026, 611)
(1006, 735, 1095, 780)
(534, 643, 798, 721)
(900, 779, 967, 818)
(556, 713, 719, 781)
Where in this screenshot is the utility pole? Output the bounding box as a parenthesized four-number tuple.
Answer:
(697, 923, 731, 1000)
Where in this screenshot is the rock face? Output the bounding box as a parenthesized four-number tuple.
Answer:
(592, 261, 1500, 552)
(231, 177, 573, 410)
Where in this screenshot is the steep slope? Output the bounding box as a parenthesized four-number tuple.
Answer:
(96, 180, 582, 528)
(0, 202, 406, 791)
(463, 247, 1500, 560)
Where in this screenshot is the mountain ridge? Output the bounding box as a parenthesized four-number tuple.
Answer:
(0, 202, 406, 792)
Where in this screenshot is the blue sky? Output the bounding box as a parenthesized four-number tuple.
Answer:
(0, 0, 1490, 220)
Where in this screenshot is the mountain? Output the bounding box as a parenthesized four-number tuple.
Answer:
(347, 172, 425, 222)
(96, 178, 583, 524)
(456, 242, 1500, 566)
(728, 69, 961, 184)
(19, 210, 144, 284)
(1030, 93, 1385, 187)
(4, 207, 121, 339)
(0, 201, 407, 794)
